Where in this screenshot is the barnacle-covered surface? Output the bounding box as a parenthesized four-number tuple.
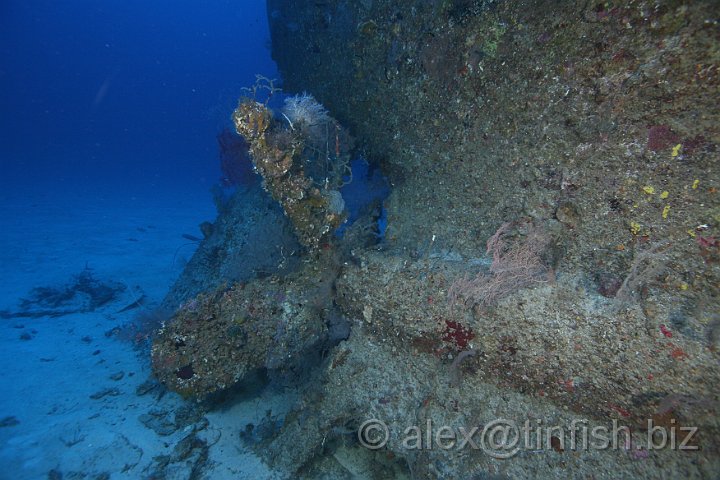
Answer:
(231, 93, 351, 250)
(154, 0, 720, 478)
(264, 0, 719, 476)
(152, 249, 343, 397)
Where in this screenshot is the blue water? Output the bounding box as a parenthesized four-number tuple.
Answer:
(0, 2, 292, 478)
(1, 0, 275, 191)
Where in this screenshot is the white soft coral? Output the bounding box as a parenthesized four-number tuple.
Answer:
(282, 93, 330, 129)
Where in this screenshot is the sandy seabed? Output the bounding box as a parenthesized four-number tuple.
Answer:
(0, 179, 287, 479)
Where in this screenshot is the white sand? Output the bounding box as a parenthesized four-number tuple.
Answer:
(0, 180, 288, 479)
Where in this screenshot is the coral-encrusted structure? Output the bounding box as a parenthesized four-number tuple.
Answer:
(155, 1, 720, 477)
(152, 249, 342, 396)
(231, 93, 349, 250)
(264, 0, 720, 476)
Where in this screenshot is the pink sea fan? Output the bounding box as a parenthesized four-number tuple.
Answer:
(448, 222, 550, 309)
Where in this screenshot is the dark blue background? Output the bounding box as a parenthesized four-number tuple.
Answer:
(0, 0, 275, 192)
